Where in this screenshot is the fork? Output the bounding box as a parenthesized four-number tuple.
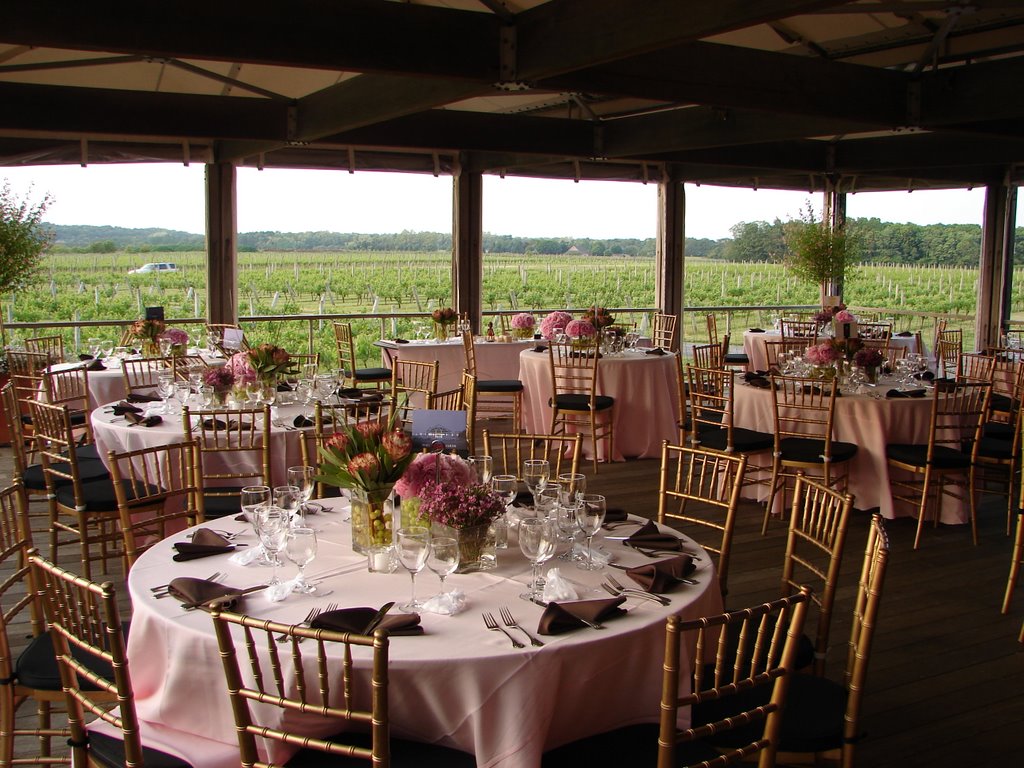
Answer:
(499, 606, 544, 647)
(482, 612, 524, 648)
(601, 577, 671, 606)
(277, 606, 320, 643)
(299, 602, 339, 642)
(624, 542, 677, 559)
(152, 571, 222, 597)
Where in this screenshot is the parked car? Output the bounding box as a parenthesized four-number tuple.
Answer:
(129, 262, 178, 274)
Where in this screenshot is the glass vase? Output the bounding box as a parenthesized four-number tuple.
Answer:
(350, 487, 396, 555)
(399, 495, 429, 529)
(433, 522, 497, 573)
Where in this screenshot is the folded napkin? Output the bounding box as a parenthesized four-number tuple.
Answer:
(125, 412, 163, 427)
(85, 359, 107, 371)
(311, 607, 423, 636)
(745, 375, 771, 389)
(126, 392, 161, 403)
(276, 381, 294, 392)
(895, 331, 913, 337)
(625, 555, 696, 593)
(537, 597, 627, 635)
(532, 346, 547, 353)
(393, 338, 410, 344)
(166, 577, 246, 609)
(912, 370, 935, 381)
(201, 417, 229, 430)
(748, 328, 766, 333)
(603, 508, 628, 523)
(886, 388, 926, 398)
(111, 401, 144, 416)
(172, 529, 235, 561)
(645, 347, 667, 356)
(336, 387, 364, 399)
(625, 521, 686, 551)
(293, 414, 315, 428)
(421, 589, 467, 616)
(541, 568, 579, 602)
(78, 353, 94, 361)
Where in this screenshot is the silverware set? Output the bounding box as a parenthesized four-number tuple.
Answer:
(601, 575, 671, 606)
(277, 603, 338, 643)
(151, 571, 222, 599)
(482, 612, 525, 648)
(498, 606, 544, 647)
(606, 561, 699, 586)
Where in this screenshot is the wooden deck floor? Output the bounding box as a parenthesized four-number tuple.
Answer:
(2, 444, 1022, 766)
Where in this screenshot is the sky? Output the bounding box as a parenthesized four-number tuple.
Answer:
(0, 162, 996, 241)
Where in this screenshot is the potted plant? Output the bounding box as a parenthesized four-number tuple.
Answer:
(784, 203, 858, 306)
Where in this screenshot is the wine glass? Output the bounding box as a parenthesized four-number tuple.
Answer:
(491, 474, 517, 509)
(87, 337, 102, 357)
(518, 517, 556, 601)
(273, 485, 302, 526)
(535, 484, 562, 519)
(254, 506, 289, 586)
(522, 459, 550, 511)
(575, 494, 607, 571)
(286, 527, 318, 593)
(287, 466, 316, 519)
(556, 497, 582, 560)
(467, 455, 493, 487)
(556, 473, 586, 504)
(426, 536, 460, 596)
(156, 373, 175, 415)
(396, 527, 431, 612)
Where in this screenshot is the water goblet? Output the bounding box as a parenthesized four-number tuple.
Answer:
(556, 473, 586, 504)
(396, 526, 431, 612)
(101, 340, 115, 359)
(518, 517, 556, 601)
(522, 459, 550, 512)
(535, 484, 562, 519)
(467, 455, 493, 487)
(169, 380, 191, 414)
(574, 494, 607, 571)
(273, 485, 302, 526)
(556, 498, 582, 559)
(314, 374, 335, 402)
(156, 373, 175, 415)
(490, 474, 517, 547)
(87, 337, 103, 357)
(426, 536, 460, 596)
(254, 506, 289, 586)
(285, 527, 318, 594)
(287, 466, 317, 518)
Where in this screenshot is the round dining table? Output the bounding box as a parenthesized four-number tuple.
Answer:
(742, 330, 922, 372)
(518, 347, 680, 461)
(123, 503, 722, 768)
(376, 337, 537, 393)
(731, 379, 969, 523)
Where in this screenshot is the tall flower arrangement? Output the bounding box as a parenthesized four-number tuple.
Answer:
(160, 327, 189, 354)
(226, 351, 257, 386)
(246, 342, 297, 384)
(582, 306, 615, 329)
(395, 452, 474, 527)
(130, 318, 166, 355)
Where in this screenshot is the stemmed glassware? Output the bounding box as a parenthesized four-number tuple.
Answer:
(556, 473, 586, 504)
(287, 466, 317, 520)
(490, 474, 517, 548)
(575, 494, 607, 571)
(535, 484, 562, 519)
(273, 485, 302, 526)
(556, 497, 582, 560)
(468, 455, 493, 487)
(285, 527, 318, 594)
(254, 506, 289, 586)
(522, 459, 550, 513)
(240, 485, 272, 565)
(426, 536, 460, 597)
(396, 526, 431, 612)
(156, 372, 175, 415)
(518, 517, 556, 601)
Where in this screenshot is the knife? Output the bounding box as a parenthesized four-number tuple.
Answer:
(364, 601, 395, 634)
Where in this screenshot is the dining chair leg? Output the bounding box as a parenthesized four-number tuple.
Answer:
(913, 469, 934, 551)
(1003, 514, 1022, 614)
(762, 459, 784, 536)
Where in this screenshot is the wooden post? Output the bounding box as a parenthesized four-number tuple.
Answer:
(656, 169, 684, 341)
(977, 174, 1017, 351)
(823, 180, 847, 301)
(453, 155, 483, 333)
(205, 162, 238, 325)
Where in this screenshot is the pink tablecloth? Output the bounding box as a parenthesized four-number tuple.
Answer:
(378, 338, 537, 393)
(519, 348, 680, 461)
(125, 505, 722, 768)
(732, 383, 967, 523)
(742, 331, 922, 372)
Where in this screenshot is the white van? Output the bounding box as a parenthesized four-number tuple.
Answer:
(129, 262, 178, 274)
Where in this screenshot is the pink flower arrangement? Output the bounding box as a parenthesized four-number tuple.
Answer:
(834, 309, 856, 323)
(395, 452, 474, 498)
(203, 366, 235, 392)
(419, 481, 505, 529)
(316, 411, 416, 496)
(226, 351, 256, 385)
(511, 312, 535, 330)
(565, 319, 597, 338)
(854, 347, 884, 369)
(805, 342, 841, 366)
(539, 311, 573, 340)
(160, 328, 189, 346)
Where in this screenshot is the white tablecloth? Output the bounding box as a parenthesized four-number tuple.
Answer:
(377, 338, 537, 393)
(124, 505, 721, 768)
(742, 330, 922, 373)
(732, 382, 967, 523)
(519, 348, 679, 461)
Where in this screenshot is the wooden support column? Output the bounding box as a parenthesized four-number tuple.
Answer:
(977, 175, 1017, 351)
(205, 162, 238, 324)
(656, 170, 685, 339)
(453, 156, 483, 333)
(823, 180, 847, 300)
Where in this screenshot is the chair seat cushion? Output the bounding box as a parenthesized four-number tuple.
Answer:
(540, 722, 724, 767)
(778, 437, 858, 464)
(22, 457, 109, 491)
(352, 367, 392, 381)
(477, 379, 524, 393)
(87, 730, 192, 768)
(551, 393, 614, 411)
(284, 731, 476, 768)
(199, 489, 246, 519)
(989, 393, 1014, 414)
(976, 436, 1018, 460)
(777, 673, 848, 753)
(54, 479, 159, 513)
(75, 443, 103, 461)
(15, 623, 130, 691)
(886, 443, 970, 469)
(983, 421, 1015, 440)
(697, 426, 774, 453)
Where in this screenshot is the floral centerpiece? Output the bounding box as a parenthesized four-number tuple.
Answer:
(539, 311, 573, 340)
(565, 318, 597, 351)
(582, 306, 615, 329)
(834, 309, 856, 324)
(813, 305, 842, 330)
(431, 307, 458, 339)
(129, 318, 166, 356)
(246, 342, 297, 386)
(226, 351, 257, 399)
(160, 327, 189, 356)
(203, 366, 235, 405)
(418, 480, 506, 572)
(316, 412, 415, 555)
(394, 452, 474, 528)
(854, 347, 885, 383)
(510, 312, 536, 339)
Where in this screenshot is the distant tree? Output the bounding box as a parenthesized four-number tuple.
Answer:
(87, 239, 117, 253)
(725, 220, 786, 262)
(1, 181, 53, 343)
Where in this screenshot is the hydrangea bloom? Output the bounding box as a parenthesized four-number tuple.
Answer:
(805, 342, 840, 365)
(226, 351, 256, 385)
(539, 311, 573, 340)
(834, 309, 856, 323)
(565, 319, 597, 338)
(511, 312, 535, 330)
(395, 452, 474, 498)
(160, 328, 189, 346)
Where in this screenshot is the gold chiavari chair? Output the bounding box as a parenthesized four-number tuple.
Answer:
(41, 366, 94, 443)
(209, 605, 477, 768)
(781, 318, 821, 342)
(686, 365, 774, 460)
(427, 371, 477, 454)
(657, 441, 747, 596)
(391, 358, 439, 429)
(650, 312, 677, 351)
(958, 351, 996, 384)
(1003, 485, 1024, 615)
(7, 349, 51, 439)
(547, 338, 613, 473)
(482, 430, 583, 484)
(936, 327, 962, 378)
(24, 335, 65, 364)
(183, 405, 272, 520)
(763, 374, 858, 535)
(462, 330, 523, 427)
(705, 313, 749, 368)
(975, 363, 1024, 534)
(690, 342, 722, 371)
(119, 356, 169, 396)
(540, 590, 811, 768)
(858, 321, 892, 340)
(205, 322, 250, 354)
(334, 321, 392, 390)
(886, 380, 990, 549)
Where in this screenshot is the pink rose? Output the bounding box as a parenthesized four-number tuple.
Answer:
(565, 319, 596, 338)
(834, 310, 856, 323)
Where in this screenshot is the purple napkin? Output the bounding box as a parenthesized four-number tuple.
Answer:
(173, 529, 235, 561)
(625, 521, 686, 552)
(537, 598, 627, 635)
(167, 577, 246, 609)
(125, 412, 162, 427)
(886, 388, 926, 398)
(111, 401, 143, 416)
(312, 608, 423, 636)
(625, 555, 696, 593)
(127, 392, 161, 403)
(645, 347, 667, 356)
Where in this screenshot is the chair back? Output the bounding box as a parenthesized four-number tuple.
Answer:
(657, 441, 746, 595)
(461, 329, 479, 377)
(106, 440, 201, 568)
(182, 405, 272, 519)
(42, 367, 93, 432)
(936, 328, 963, 378)
(651, 313, 677, 351)
(0, 481, 42, 686)
(770, 374, 841, 449)
(209, 605, 390, 767)
(858, 322, 892, 340)
(781, 319, 820, 342)
(482, 431, 582, 479)
(548, 339, 600, 406)
(926, 380, 991, 461)
(660, 589, 811, 768)
(690, 342, 722, 371)
(24, 335, 65, 364)
(686, 365, 734, 450)
(782, 473, 854, 676)
(334, 321, 359, 387)
(762, 339, 807, 371)
(705, 313, 721, 346)
(6, 350, 49, 425)
(957, 352, 995, 383)
(391, 359, 439, 427)
(28, 401, 81, 491)
(1, 382, 31, 481)
(119, 357, 170, 395)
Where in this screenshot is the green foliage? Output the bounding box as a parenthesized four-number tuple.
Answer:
(0, 181, 52, 294)
(783, 204, 858, 289)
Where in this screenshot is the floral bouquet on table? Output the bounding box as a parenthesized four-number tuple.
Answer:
(431, 307, 458, 339)
(582, 306, 615, 329)
(854, 347, 885, 383)
(395, 452, 474, 528)
(246, 343, 297, 385)
(226, 352, 257, 392)
(316, 411, 415, 553)
(419, 480, 506, 572)
(129, 318, 166, 356)
(203, 366, 235, 405)
(160, 327, 189, 356)
(539, 311, 573, 340)
(511, 312, 536, 339)
(804, 340, 841, 371)
(829, 336, 863, 361)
